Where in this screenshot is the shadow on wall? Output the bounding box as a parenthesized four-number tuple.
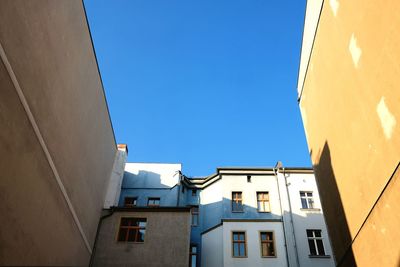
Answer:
(201, 197, 283, 233)
(122, 170, 171, 189)
(313, 142, 356, 267)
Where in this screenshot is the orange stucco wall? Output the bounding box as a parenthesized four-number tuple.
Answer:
(299, 0, 400, 266)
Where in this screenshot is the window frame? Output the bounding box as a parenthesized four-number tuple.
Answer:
(256, 192, 271, 213)
(231, 192, 244, 213)
(189, 244, 198, 267)
(147, 197, 160, 207)
(259, 231, 276, 258)
(231, 231, 247, 258)
(306, 229, 326, 256)
(116, 217, 147, 243)
(123, 197, 137, 207)
(191, 206, 199, 227)
(300, 191, 315, 209)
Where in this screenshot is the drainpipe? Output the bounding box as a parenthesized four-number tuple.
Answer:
(89, 207, 115, 267)
(282, 167, 301, 267)
(274, 167, 291, 267)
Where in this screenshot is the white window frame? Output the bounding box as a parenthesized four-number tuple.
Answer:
(300, 191, 314, 209)
(307, 229, 325, 256)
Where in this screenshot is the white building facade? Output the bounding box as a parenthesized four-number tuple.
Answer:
(199, 165, 335, 267)
(111, 162, 335, 267)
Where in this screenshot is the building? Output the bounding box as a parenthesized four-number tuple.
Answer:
(297, 1, 400, 266)
(92, 163, 192, 267)
(0, 1, 126, 266)
(100, 162, 335, 267)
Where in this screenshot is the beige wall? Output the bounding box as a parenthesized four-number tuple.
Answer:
(92, 209, 191, 267)
(298, 0, 400, 266)
(0, 1, 116, 266)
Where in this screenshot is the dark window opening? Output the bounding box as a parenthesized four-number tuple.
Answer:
(117, 218, 146, 242)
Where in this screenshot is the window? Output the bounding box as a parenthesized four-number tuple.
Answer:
(191, 206, 199, 226)
(147, 198, 160, 207)
(307, 230, 325, 256)
(189, 244, 198, 267)
(260, 232, 276, 257)
(117, 218, 146, 242)
(232, 192, 243, 212)
(300, 192, 314, 209)
(192, 189, 197, 196)
(232, 232, 247, 257)
(124, 197, 137, 207)
(247, 175, 251, 182)
(257, 192, 270, 212)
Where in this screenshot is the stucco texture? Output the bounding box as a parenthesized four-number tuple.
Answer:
(0, 0, 116, 265)
(299, 0, 400, 265)
(93, 210, 191, 267)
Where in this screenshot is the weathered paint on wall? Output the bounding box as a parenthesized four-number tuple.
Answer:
(298, 0, 400, 265)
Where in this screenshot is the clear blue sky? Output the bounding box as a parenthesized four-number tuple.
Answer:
(84, 0, 310, 176)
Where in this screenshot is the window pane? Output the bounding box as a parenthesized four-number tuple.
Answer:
(301, 198, 308, 208)
(191, 246, 197, 253)
(308, 240, 317, 255)
(233, 233, 239, 241)
(306, 230, 313, 237)
(233, 243, 239, 256)
(308, 199, 314, 208)
(118, 228, 127, 241)
(127, 229, 137, 241)
(239, 233, 245, 241)
(138, 220, 147, 227)
(261, 233, 267, 241)
(138, 229, 145, 242)
(239, 243, 245, 256)
(265, 232, 272, 240)
(120, 218, 130, 226)
(262, 243, 268, 256)
(300, 192, 305, 197)
(314, 230, 321, 237)
(191, 255, 196, 267)
(316, 240, 325, 255)
(267, 242, 275, 256)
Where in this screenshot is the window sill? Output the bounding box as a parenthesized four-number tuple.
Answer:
(117, 241, 145, 244)
(232, 256, 248, 258)
(309, 255, 331, 258)
(257, 211, 271, 213)
(300, 208, 321, 212)
(232, 211, 244, 213)
(261, 256, 277, 258)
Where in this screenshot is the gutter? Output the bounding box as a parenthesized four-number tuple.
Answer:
(282, 167, 301, 267)
(89, 207, 115, 267)
(274, 166, 291, 267)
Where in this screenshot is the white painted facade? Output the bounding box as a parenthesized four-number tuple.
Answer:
(200, 167, 335, 267)
(284, 171, 335, 267)
(116, 163, 335, 267)
(103, 145, 128, 208)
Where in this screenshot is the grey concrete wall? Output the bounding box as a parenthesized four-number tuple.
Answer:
(93, 210, 191, 267)
(0, 1, 116, 265)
